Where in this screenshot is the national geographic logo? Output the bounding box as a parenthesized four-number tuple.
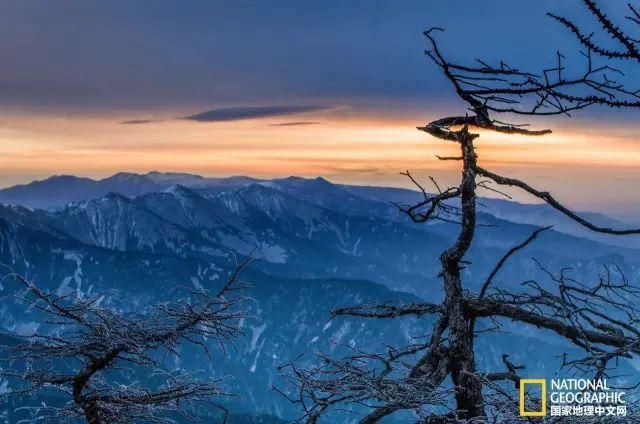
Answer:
(520, 379, 546, 417)
(519, 379, 626, 418)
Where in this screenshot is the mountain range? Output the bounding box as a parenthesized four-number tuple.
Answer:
(0, 171, 635, 250)
(0, 172, 638, 422)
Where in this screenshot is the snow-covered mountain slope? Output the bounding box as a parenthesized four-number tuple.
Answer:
(3, 170, 636, 249)
(0, 217, 429, 419)
(48, 192, 192, 252)
(341, 182, 640, 249)
(0, 215, 636, 422)
(0, 174, 639, 421)
(33, 183, 447, 294)
(0, 171, 631, 238)
(1, 175, 638, 298)
(0, 219, 624, 422)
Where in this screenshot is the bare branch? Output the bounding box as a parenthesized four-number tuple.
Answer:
(475, 166, 640, 235)
(0, 263, 251, 424)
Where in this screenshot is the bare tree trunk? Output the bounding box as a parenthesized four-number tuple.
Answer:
(74, 378, 101, 424)
(441, 133, 485, 419)
(281, 14, 640, 422)
(82, 401, 102, 424)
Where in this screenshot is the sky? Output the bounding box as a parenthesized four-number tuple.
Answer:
(1, 0, 639, 219)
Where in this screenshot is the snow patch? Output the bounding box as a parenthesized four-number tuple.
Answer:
(249, 323, 267, 352)
(260, 243, 288, 264)
(190, 276, 203, 290)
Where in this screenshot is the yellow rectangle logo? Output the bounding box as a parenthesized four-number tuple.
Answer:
(520, 379, 546, 416)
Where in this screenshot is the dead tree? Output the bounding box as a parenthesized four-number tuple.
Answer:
(0, 259, 251, 424)
(279, 2, 640, 422)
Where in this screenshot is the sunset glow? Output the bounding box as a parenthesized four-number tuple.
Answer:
(1, 107, 639, 217)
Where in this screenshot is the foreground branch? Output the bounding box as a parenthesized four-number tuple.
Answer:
(476, 166, 640, 235)
(0, 259, 252, 424)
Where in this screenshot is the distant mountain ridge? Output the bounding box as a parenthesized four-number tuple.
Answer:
(0, 171, 636, 249)
(0, 172, 261, 210)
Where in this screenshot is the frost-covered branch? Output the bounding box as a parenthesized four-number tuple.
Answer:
(0, 258, 251, 424)
(282, 2, 640, 422)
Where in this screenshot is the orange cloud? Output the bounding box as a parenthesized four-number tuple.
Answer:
(0, 109, 639, 217)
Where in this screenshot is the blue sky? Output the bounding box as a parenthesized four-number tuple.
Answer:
(0, 1, 639, 220)
(1, 0, 635, 111)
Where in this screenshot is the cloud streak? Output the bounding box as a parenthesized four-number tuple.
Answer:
(184, 105, 329, 122)
(121, 119, 159, 125)
(269, 121, 322, 126)
(120, 106, 330, 125)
